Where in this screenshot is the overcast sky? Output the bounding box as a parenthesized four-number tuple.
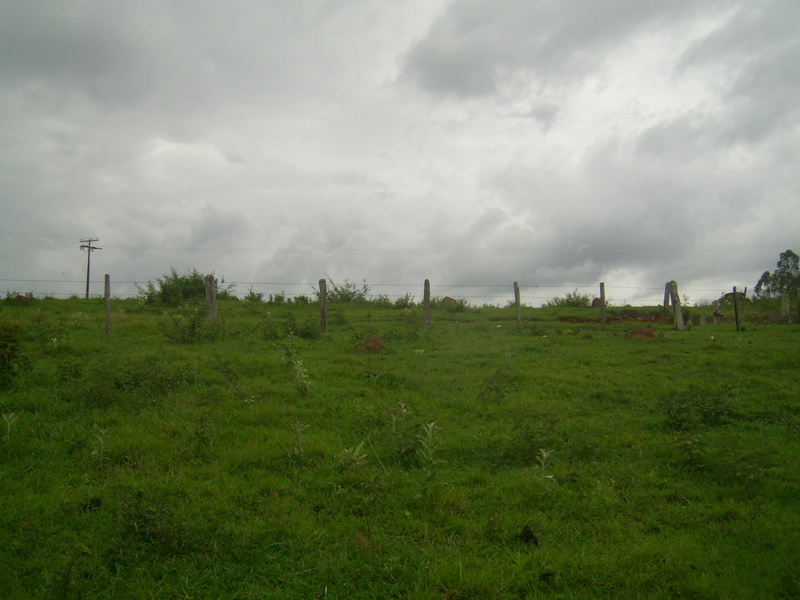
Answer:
(1, 0, 798, 305)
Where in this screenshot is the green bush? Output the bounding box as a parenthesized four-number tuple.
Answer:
(543, 289, 592, 308)
(137, 268, 234, 306)
(393, 293, 416, 309)
(444, 298, 468, 312)
(297, 317, 322, 340)
(163, 309, 221, 344)
(244, 288, 264, 303)
(321, 278, 370, 304)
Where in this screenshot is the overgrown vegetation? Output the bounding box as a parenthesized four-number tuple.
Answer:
(0, 295, 798, 599)
(319, 277, 372, 303)
(137, 267, 235, 306)
(542, 288, 593, 308)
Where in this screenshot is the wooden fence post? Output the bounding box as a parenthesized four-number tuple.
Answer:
(713, 300, 721, 326)
(423, 279, 431, 330)
(732, 286, 742, 331)
(513, 282, 521, 326)
(205, 275, 218, 320)
(668, 281, 685, 331)
(600, 282, 607, 331)
(104, 274, 112, 337)
(319, 279, 328, 333)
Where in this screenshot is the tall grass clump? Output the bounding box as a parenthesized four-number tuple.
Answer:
(0, 321, 23, 389)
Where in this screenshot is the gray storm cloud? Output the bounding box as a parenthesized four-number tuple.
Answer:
(1, 0, 797, 304)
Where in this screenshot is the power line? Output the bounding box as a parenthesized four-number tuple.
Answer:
(0, 230, 81, 240)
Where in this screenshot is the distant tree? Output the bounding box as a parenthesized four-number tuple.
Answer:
(754, 250, 800, 298)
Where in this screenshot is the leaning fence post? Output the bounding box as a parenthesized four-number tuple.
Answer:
(319, 279, 328, 333)
(205, 274, 218, 320)
(513, 282, 521, 326)
(423, 279, 431, 330)
(104, 274, 112, 337)
(668, 281, 685, 331)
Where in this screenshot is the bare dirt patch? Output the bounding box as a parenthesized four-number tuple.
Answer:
(355, 335, 385, 353)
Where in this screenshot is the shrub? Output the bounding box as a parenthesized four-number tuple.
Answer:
(137, 268, 234, 306)
(320, 279, 370, 304)
(297, 317, 322, 340)
(393, 293, 416, 309)
(244, 287, 264, 303)
(446, 299, 468, 312)
(436, 297, 467, 312)
(163, 309, 221, 344)
(370, 294, 393, 308)
(543, 289, 592, 308)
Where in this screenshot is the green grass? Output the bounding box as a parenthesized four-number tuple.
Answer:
(1, 297, 798, 599)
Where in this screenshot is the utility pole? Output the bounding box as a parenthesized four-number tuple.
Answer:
(79, 238, 101, 298)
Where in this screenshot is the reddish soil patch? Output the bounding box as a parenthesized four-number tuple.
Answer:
(629, 327, 657, 339)
(12, 295, 31, 305)
(355, 335, 385, 353)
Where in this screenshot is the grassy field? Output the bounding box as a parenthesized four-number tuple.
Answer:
(1, 297, 798, 599)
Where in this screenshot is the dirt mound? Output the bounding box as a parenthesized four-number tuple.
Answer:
(629, 327, 657, 339)
(355, 335, 385, 353)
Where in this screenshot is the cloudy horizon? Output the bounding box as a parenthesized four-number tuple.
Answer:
(1, 0, 798, 306)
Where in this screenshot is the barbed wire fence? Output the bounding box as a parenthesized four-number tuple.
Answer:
(1, 277, 736, 306)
